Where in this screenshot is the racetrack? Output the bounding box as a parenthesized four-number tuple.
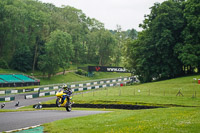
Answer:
(0, 110, 109, 132)
(1, 96, 56, 109)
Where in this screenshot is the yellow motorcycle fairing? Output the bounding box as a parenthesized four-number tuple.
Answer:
(56, 88, 72, 107)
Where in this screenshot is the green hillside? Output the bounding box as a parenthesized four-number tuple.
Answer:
(44, 74, 200, 107)
(43, 75, 200, 133)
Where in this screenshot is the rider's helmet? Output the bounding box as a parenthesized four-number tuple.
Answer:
(63, 84, 68, 90)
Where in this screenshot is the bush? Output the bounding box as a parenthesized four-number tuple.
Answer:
(76, 69, 88, 76)
(0, 58, 9, 69)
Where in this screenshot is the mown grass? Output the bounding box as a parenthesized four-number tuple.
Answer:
(44, 74, 200, 107)
(42, 75, 200, 133)
(43, 107, 200, 133)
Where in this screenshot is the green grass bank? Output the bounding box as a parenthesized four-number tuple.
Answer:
(43, 75, 200, 132)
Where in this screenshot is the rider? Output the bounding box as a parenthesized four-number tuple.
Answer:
(62, 84, 72, 103)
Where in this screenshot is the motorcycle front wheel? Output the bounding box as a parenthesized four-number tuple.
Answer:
(56, 98, 61, 107)
(65, 102, 72, 112)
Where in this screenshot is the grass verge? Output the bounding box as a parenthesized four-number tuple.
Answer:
(43, 107, 200, 133)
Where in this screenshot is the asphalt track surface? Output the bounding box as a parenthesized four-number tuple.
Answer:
(1, 96, 56, 109)
(0, 110, 109, 132)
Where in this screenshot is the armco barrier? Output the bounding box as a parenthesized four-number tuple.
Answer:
(25, 91, 56, 99)
(1, 77, 131, 95)
(0, 86, 60, 95)
(0, 96, 15, 101)
(24, 81, 128, 99)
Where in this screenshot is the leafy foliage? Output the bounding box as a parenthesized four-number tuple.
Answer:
(0, 0, 136, 77)
(125, 0, 200, 82)
(10, 45, 32, 72)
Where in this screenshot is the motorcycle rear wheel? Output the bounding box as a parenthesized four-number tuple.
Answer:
(65, 102, 72, 112)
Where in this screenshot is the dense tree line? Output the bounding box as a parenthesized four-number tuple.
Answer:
(0, 0, 136, 78)
(124, 0, 200, 82)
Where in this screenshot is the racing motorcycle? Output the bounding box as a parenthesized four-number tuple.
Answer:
(56, 88, 72, 112)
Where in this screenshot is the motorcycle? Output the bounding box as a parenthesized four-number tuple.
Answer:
(56, 88, 72, 112)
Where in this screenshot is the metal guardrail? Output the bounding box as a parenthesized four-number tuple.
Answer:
(0, 77, 131, 95)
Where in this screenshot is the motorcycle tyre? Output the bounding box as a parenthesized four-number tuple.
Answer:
(65, 102, 72, 112)
(56, 98, 61, 107)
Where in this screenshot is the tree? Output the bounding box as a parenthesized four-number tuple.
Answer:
(176, 0, 200, 73)
(10, 45, 32, 72)
(125, 0, 185, 82)
(38, 30, 73, 79)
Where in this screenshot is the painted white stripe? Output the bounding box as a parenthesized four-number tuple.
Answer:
(117, 83, 120, 86)
(100, 81, 104, 84)
(6, 125, 41, 133)
(53, 86, 58, 89)
(124, 78, 127, 80)
(11, 90, 18, 93)
(79, 88, 83, 91)
(79, 84, 83, 87)
(34, 88, 39, 91)
(106, 80, 110, 83)
(50, 91, 55, 95)
(72, 89, 75, 92)
(5, 97, 10, 101)
(44, 87, 49, 90)
(95, 86, 99, 89)
(86, 83, 90, 86)
(39, 93, 45, 97)
(23, 89, 25, 92)
(71, 85, 75, 88)
(118, 79, 122, 81)
(26, 95, 33, 99)
(16, 106, 25, 109)
(102, 84, 107, 88)
(112, 80, 116, 82)
(87, 86, 92, 90)
(110, 84, 113, 87)
(93, 82, 97, 85)
(0, 91, 5, 94)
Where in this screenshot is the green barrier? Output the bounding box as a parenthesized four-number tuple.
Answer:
(33, 94, 39, 98)
(0, 96, 15, 101)
(74, 89, 79, 92)
(45, 92, 50, 96)
(18, 89, 23, 93)
(5, 90, 11, 94)
(49, 87, 53, 90)
(10, 97, 15, 101)
(0, 98, 4, 101)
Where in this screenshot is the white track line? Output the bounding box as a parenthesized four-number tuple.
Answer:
(5, 124, 41, 133)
